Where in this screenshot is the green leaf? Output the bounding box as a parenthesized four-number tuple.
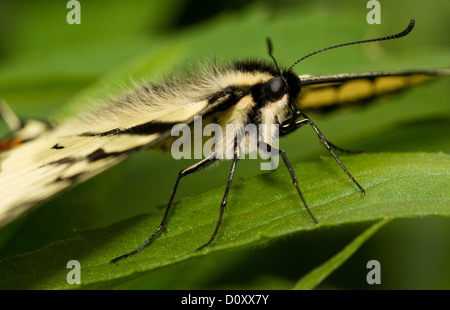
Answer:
(1, 0, 449, 290)
(0, 152, 448, 289)
(292, 219, 390, 290)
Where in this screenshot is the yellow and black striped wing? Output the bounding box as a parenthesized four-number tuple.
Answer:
(297, 69, 450, 114)
(0, 96, 231, 227)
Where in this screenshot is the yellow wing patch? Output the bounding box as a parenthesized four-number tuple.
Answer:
(297, 72, 439, 113)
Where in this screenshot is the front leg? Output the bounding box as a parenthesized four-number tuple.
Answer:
(295, 114, 365, 195)
(259, 141, 318, 224)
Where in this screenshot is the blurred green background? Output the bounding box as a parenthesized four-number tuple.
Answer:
(0, 0, 449, 289)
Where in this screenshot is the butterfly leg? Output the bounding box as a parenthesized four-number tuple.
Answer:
(259, 141, 318, 224)
(197, 141, 240, 251)
(110, 153, 217, 263)
(292, 115, 364, 154)
(326, 141, 365, 154)
(296, 113, 365, 195)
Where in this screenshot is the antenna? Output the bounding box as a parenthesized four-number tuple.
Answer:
(266, 37, 282, 75)
(288, 18, 415, 72)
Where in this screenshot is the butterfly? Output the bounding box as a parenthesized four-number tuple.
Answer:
(0, 18, 448, 263)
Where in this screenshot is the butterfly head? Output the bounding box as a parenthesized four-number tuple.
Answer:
(264, 38, 302, 133)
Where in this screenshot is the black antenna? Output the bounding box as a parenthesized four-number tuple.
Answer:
(267, 37, 282, 75)
(288, 18, 415, 72)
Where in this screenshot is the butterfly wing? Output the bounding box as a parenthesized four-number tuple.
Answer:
(0, 94, 233, 227)
(297, 69, 450, 114)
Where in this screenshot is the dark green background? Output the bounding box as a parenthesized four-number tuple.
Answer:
(0, 0, 449, 289)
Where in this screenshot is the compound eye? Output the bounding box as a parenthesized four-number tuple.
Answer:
(265, 77, 286, 101)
